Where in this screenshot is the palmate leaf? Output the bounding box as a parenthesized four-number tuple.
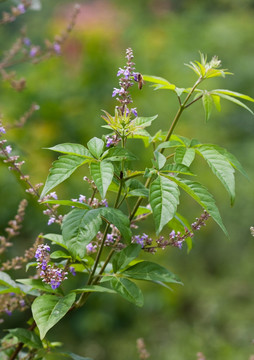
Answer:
(90, 160, 114, 199)
(166, 176, 228, 237)
(109, 277, 144, 307)
(174, 147, 195, 167)
(47, 143, 93, 158)
(149, 175, 180, 234)
(31, 293, 76, 339)
(195, 145, 235, 204)
(122, 261, 182, 285)
(40, 155, 87, 199)
(62, 208, 102, 259)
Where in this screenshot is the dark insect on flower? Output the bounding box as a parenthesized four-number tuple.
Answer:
(134, 73, 145, 90)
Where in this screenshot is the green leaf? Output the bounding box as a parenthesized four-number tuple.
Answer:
(156, 140, 183, 151)
(41, 200, 91, 210)
(205, 144, 249, 179)
(31, 293, 76, 339)
(212, 89, 254, 103)
(195, 145, 235, 204)
(17, 279, 62, 294)
(99, 207, 132, 242)
(62, 208, 102, 259)
(202, 92, 213, 122)
(127, 179, 149, 198)
(44, 351, 93, 360)
(40, 155, 87, 198)
(102, 147, 137, 161)
(0, 271, 18, 288)
(87, 137, 105, 158)
(135, 206, 152, 216)
(133, 115, 158, 128)
(142, 75, 174, 87)
(112, 244, 141, 273)
(90, 161, 114, 198)
(174, 147, 195, 166)
(160, 164, 195, 176)
(8, 328, 42, 349)
(211, 94, 221, 112)
(153, 151, 166, 170)
(109, 277, 144, 307)
(73, 285, 116, 294)
(122, 261, 182, 284)
(43, 234, 67, 249)
(50, 251, 71, 259)
(213, 92, 254, 114)
(168, 177, 228, 237)
(47, 143, 93, 159)
(149, 175, 180, 234)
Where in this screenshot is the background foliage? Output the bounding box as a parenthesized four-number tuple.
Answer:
(1, 0, 254, 359)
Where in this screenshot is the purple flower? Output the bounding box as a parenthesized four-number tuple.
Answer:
(112, 88, 120, 97)
(69, 267, 76, 276)
(0, 126, 6, 134)
(53, 43, 61, 55)
(106, 137, 114, 147)
(5, 309, 12, 316)
(49, 191, 58, 200)
(86, 243, 97, 254)
(5, 145, 12, 154)
(29, 47, 38, 57)
(169, 230, 176, 240)
(131, 108, 138, 117)
(133, 72, 139, 82)
(48, 217, 55, 225)
(23, 37, 31, 46)
(79, 194, 86, 203)
(17, 4, 26, 13)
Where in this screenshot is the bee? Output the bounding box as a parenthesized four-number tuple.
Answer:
(136, 73, 145, 90)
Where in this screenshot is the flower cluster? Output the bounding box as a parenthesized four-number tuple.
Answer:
(132, 210, 210, 253)
(113, 47, 139, 116)
(35, 244, 68, 289)
(132, 233, 153, 248)
(0, 292, 27, 323)
(0, 199, 28, 256)
(71, 194, 108, 209)
(105, 134, 121, 148)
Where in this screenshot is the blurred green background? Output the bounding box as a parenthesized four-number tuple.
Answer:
(1, 0, 254, 359)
